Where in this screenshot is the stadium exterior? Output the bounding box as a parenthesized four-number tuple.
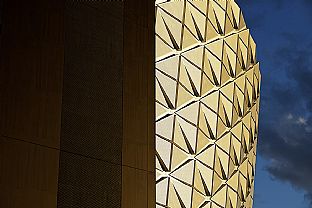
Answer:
(155, 0, 261, 207)
(0, 0, 260, 207)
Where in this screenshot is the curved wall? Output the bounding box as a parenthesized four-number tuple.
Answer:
(155, 1, 261, 207)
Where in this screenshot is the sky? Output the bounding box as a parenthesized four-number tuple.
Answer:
(236, 0, 312, 207)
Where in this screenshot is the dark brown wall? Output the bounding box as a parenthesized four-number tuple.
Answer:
(122, 0, 155, 207)
(0, 0, 154, 207)
(0, 0, 63, 207)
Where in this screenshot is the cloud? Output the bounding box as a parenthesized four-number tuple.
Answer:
(234, 0, 312, 206)
(297, 117, 308, 125)
(258, 32, 312, 206)
(286, 113, 294, 120)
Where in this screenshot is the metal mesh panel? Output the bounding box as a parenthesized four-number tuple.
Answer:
(58, 152, 122, 208)
(58, 1, 123, 207)
(61, 0, 123, 164)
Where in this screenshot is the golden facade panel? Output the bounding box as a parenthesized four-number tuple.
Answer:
(155, 0, 261, 207)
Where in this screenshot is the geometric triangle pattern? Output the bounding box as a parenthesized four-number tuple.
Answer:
(156, 1, 261, 208)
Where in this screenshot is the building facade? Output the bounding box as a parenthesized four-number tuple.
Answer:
(0, 1, 154, 208)
(155, 0, 261, 208)
(0, 0, 260, 207)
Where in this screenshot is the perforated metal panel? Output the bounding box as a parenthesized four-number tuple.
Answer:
(61, 1, 123, 163)
(58, 1, 124, 207)
(58, 152, 122, 208)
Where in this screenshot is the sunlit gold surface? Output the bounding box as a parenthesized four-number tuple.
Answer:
(155, 0, 261, 207)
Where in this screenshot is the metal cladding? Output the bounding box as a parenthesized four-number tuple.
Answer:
(155, 0, 261, 208)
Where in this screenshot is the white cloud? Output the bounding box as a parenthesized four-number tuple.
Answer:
(297, 117, 307, 125)
(286, 113, 294, 120)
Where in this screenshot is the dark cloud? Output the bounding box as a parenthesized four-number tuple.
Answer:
(235, 0, 312, 205)
(258, 33, 312, 206)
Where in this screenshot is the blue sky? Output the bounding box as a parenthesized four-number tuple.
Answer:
(236, 0, 312, 207)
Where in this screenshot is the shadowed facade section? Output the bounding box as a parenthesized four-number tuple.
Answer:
(0, 0, 154, 208)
